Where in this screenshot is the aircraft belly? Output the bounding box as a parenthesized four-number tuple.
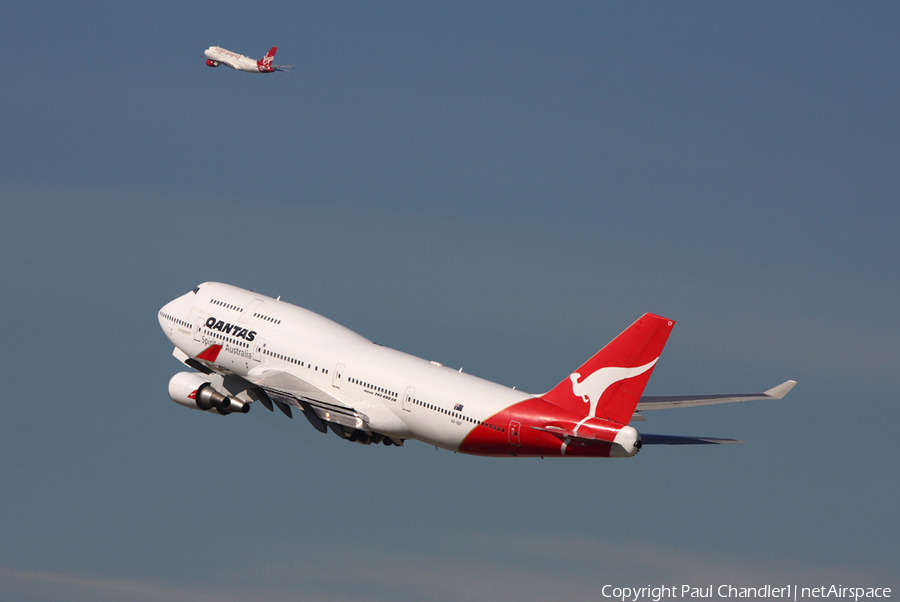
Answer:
(458, 398, 618, 458)
(410, 416, 470, 452)
(364, 398, 413, 438)
(161, 283, 796, 457)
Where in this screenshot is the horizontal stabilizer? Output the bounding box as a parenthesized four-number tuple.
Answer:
(640, 434, 745, 445)
(529, 425, 611, 445)
(636, 380, 796, 410)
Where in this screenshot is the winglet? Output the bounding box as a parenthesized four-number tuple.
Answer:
(764, 380, 797, 399)
(196, 344, 222, 362)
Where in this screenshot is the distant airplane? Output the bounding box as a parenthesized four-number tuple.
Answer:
(159, 282, 796, 458)
(203, 46, 293, 73)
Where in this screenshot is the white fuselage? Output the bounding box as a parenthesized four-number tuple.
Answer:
(159, 282, 530, 452)
(160, 283, 790, 456)
(204, 46, 263, 73)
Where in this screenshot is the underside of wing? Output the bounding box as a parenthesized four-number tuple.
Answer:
(175, 345, 362, 433)
(243, 368, 361, 432)
(636, 380, 796, 411)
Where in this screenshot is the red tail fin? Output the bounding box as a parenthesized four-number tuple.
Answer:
(258, 46, 277, 72)
(542, 314, 674, 424)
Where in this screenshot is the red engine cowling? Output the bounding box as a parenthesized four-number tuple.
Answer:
(205, 59, 219, 68)
(167, 372, 249, 415)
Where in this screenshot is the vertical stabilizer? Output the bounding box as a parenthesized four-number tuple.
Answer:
(258, 46, 277, 72)
(542, 314, 674, 424)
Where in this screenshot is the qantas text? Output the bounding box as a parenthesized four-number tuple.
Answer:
(205, 317, 257, 341)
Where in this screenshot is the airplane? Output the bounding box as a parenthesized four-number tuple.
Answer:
(158, 282, 795, 458)
(203, 46, 293, 73)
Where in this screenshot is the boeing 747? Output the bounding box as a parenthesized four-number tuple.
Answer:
(158, 282, 795, 457)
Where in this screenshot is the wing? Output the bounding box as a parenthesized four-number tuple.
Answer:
(636, 380, 796, 411)
(217, 59, 242, 69)
(178, 344, 363, 434)
(200, 54, 242, 69)
(243, 367, 363, 434)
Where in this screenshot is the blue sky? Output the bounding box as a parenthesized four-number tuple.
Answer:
(1, 2, 898, 600)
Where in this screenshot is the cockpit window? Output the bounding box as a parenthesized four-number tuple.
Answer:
(192, 286, 200, 294)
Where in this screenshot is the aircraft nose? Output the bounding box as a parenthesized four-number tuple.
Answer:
(158, 300, 177, 337)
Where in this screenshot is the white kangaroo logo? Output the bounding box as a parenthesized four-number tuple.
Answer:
(569, 358, 658, 418)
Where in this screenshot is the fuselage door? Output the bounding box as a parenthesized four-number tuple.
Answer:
(509, 420, 521, 446)
(332, 363, 345, 388)
(402, 387, 414, 412)
(241, 299, 263, 324)
(189, 308, 205, 342)
(253, 337, 266, 362)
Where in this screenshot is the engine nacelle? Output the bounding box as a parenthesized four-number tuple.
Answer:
(167, 372, 250, 415)
(206, 59, 219, 68)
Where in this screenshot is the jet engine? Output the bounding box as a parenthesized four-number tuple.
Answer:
(168, 371, 250, 415)
(205, 59, 219, 68)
